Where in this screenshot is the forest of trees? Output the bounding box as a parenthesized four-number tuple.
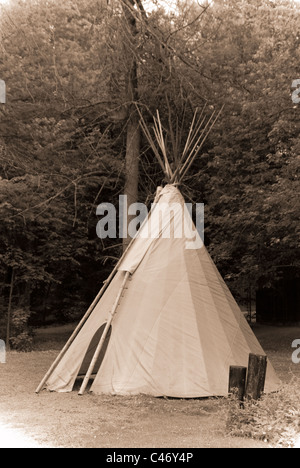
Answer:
(0, 0, 299, 349)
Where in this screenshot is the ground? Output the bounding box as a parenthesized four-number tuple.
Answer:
(0, 323, 300, 448)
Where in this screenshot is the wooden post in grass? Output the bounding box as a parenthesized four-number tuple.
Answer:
(245, 354, 267, 400)
(229, 366, 247, 401)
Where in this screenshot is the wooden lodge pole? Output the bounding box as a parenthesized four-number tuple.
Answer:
(35, 261, 125, 394)
(78, 271, 130, 396)
(35, 190, 160, 395)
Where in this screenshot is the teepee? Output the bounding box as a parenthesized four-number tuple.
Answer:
(36, 109, 280, 398)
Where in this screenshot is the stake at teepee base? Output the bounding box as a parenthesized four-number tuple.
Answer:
(228, 354, 268, 403)
(228, 366, 247, 402)
(245, 354, 267, 401)
(78, 271, 130, 396)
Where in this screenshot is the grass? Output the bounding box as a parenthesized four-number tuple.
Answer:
(0, 323, 300, 448)
(227, 378, 300, 448)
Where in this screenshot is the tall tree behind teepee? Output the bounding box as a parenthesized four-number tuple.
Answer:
(120, 0, 142, 250)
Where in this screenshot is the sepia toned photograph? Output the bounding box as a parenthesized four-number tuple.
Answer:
(0, 0, 299, 451)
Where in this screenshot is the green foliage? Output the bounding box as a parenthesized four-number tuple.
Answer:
(184, 0, 300, 296)
(10, 332, 34, 352)
(0, 0, 299, 325)
(227, 380, 300, 448)
(10, 309, 34, 352)
(0, 0, 126, 325)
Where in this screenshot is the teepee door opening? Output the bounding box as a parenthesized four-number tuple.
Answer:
(77, 323, 112, 379)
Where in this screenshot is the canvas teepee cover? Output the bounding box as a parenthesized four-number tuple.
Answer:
(40, 185, 280, 397)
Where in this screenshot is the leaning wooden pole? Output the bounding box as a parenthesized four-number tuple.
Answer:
(35, 194, 158, 394)
(35, 269, 117, 394)
(78, 271, 131, 396)
(36, 248, 133, 393)
(36, 259, 131, 393)
(177, 105, 224, 183)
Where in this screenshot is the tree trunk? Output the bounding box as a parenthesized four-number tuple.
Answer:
(121, 0, 141, 251)
(123, 108, 140, 250)
(6, 268, 15, 351)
